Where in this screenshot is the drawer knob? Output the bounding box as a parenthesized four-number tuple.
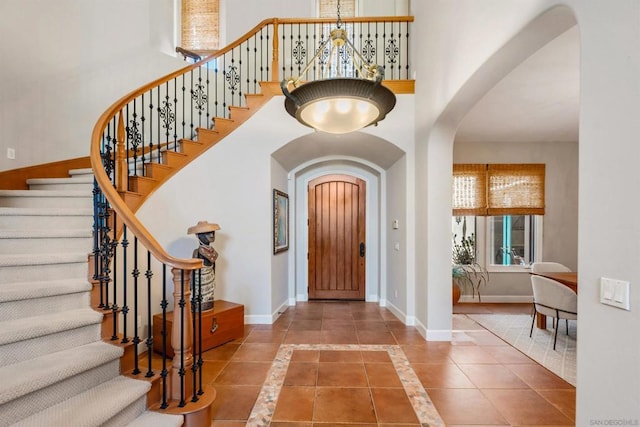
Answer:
(211, 318, 219, 334)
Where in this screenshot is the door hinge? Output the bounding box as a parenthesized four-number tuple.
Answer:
(307, 252, 309, 260)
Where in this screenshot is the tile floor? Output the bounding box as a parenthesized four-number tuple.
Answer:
(152, 302, 577, 426)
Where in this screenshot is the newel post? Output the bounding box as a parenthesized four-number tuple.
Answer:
(170, 268, 194, 404)
(116, 111, 128, 192)
(272, 18, 279, 82)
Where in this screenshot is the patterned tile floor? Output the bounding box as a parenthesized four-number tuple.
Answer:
(146, 302, 576, 426)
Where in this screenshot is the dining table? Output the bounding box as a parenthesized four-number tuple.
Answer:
(530, 271, 578, 329)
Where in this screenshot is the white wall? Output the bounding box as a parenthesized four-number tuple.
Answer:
(0, 0, 184, 171)
(569, 1, 640, 423)
(414, 0, 640, 422)
(271, 157, 290, 317)
(453, 140, 579, 299)
(385, 156, 408, 317)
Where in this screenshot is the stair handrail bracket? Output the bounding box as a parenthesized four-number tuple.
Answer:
(90, 15, 412, 420)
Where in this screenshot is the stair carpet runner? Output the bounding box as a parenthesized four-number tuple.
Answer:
(0, 169, 182, 426)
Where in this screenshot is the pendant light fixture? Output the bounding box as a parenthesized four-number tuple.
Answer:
(281, 0, 396, 134)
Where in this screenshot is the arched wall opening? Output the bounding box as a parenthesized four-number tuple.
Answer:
(415, 5, 578, 339)
(271, 131, 406, 307)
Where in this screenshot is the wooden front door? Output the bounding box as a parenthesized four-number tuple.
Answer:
(308, 174, 366, 300)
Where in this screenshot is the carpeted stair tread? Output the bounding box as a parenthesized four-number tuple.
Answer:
(0, 229, 91, 239)
(11, 376, 150, 427)
(0, 308, 101, 346)
(69, 168, 93, 176)
(0, 341, 123, 405)
(125, 410, 184, 427)
(0, 207, 93, 216)
(0, 189, 90, 197)
(0, 279, 91, 303)
(26, 175, 94, 185)
(0, 252, 88, 267)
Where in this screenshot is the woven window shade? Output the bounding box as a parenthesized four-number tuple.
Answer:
(182, 0, 219, 51)
(319, 0, 355, 18)
(452, 164, 487, 216)
(487, 164, 545, 215)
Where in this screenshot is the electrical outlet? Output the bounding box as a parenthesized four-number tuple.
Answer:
(7, 148, 15, 159)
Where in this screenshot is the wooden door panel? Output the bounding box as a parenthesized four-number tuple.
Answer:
(308, 174, 365, 300)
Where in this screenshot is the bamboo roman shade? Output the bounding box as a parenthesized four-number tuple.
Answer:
(181, 0, 219, 51)
(452, 164, 487, 216)
(453, 164, 546, 216)
(319, 0, 355, 18)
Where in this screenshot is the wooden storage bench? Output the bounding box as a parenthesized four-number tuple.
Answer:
(152, 300, 244, 358)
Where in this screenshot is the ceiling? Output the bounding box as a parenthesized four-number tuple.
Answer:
(455, 25, 580, 143)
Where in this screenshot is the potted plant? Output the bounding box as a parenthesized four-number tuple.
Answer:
(452, 231, 489, 303)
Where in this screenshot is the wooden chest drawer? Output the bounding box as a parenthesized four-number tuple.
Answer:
(152, 300, 244, 358)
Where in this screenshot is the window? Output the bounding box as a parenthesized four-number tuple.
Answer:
(319, 0, 356, 18)
(181, 0, 219, 52)
(452, 215, 543, 271)
(487, 215, 541, 267)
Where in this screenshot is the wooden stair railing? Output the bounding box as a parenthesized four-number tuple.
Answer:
(90, 16, 413, 426)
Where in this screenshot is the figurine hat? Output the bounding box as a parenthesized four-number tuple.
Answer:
(187, 220, 220, 234)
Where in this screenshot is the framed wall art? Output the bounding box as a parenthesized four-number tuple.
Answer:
(273, 189, 289, 254)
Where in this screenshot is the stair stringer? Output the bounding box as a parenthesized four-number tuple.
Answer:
(123, 86, 278, 213)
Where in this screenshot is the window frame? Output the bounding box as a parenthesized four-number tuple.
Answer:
(482, 215, 543, 273)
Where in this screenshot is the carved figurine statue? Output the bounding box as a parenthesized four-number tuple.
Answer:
(187, 221, 220, 311)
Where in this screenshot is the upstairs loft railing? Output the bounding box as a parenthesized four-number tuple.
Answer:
(90, 15, 413, 416)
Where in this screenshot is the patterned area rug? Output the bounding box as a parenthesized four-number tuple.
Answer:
(467, 314, 576, 386)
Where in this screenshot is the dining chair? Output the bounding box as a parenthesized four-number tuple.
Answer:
(531, 261, 572, 273)
(529, 275, 577, 350)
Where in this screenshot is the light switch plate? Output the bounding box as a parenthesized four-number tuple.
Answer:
(600, 277, 630, 310)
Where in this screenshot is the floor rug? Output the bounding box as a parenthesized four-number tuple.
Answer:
(467, 314, 576, 386)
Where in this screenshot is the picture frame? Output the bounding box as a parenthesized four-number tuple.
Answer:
(273, 189, 289, 254)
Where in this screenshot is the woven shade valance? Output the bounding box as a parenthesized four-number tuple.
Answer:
(319, 0, 355, 18)
(453, 163, 546, 216)
(182, 0, 219, 51)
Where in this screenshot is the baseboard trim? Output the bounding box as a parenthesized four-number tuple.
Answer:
(384, 301, 407, 324)
(245, 314, 273, 324)
(459, 295, 533, 303)
(425, 329, 453, 341)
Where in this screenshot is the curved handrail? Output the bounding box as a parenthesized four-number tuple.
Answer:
(90, 15, 413, 271)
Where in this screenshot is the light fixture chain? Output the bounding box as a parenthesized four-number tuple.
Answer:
(336, 0, 342, 29)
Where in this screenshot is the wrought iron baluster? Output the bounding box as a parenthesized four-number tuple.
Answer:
(92, 180, 102, 307)
(405, 21, 411, 80)
(173, 78, 178, 149)
(178, 270, 186, 407)
(160, 264, 169, 409)
(190, 270, 199, 402)
(132, 236, 141, 375)
(121, 226, 130, 344)
(184, 73, 188, 144)
(140, 94, 147, 174)
(110, 211, 119, 341)
(197, 269, 204, 396)
(145, 250, 154, 378)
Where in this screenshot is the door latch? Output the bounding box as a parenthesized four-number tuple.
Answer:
(360, 242, 365, 257)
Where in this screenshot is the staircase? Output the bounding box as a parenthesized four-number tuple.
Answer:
(0, 169, 183, 426)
